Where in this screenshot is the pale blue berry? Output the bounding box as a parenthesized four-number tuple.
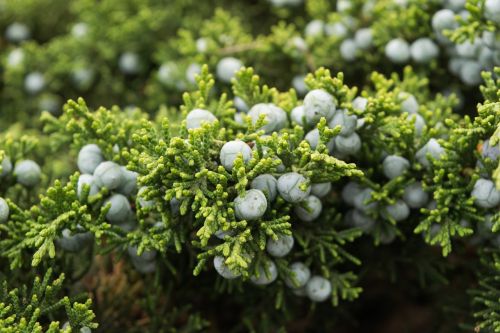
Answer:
(94, 161, 124, 190)
(304, 89, 336, 125)
(57, 228, 92, 252)
(1, 156, 12, 177)
(137, 186, 154, 208)
(195, 37, 208, 52)
(118, 52, 140, 75)
(328, 109, 357, 136)
(71, 22, 88, 38)
(186, 63, 202, 84)
(383, 155, 410, 179)
(352, 96, 368, 112)
(325, 22, 348, 38)
(455, 39, 480, 58)
(485, 0, 500, 24)
(334, 132, 361, 155)
(294, 195, 322, 221)
(77, 174, 100, 198)
(234, 97, 249, 112)
(348, 209, 376, 232)
(305, 128, 334, 152)
(285, 262, 311, 288)
(410, 38, 439, 63)
(248, 103, 288, 133)
(399, 92, 419, 114)
(220, 140, 252, 171)
(71, 67, 94, 90)
(117, 167, 138, 196)
(482, 139, 499, 161)
(277, 172, 311, 203)
(472, 178, 500, 208)
(432, 9, 458, 33)
(104, 193, 131, 223)
(14, 160, 41, 187)
(5, 22, 30, 43)
(24, 72, 45, 94)
(234, 189, 267, 221)
(0, 198, 9, 223)
(403, 182, 429, 209)
(7, 48, 24, 67)
(291, 105, 306, 126)
(266, 234, 294, 257)
(292, 75, 308, 95)
(186, 109, 217, 129)
(354, 28, 373, 50)
(216, 57, 243, 83)
(380, 227, 397, 244)
(77, 144, 104, 174)
(251, 260, 278, 285)
(459, 60, 483, 86)
(415, 139, 445, 168)
(445, 0, 466, 12)
(251, 174, 278, 201)
(340, 38, 358, 61)
(341, 181, 363, 206)
(311, 182, 331, 198)
(384, 200, 410, 222)
(304, 20, 324, 37)
(385, 38, 410, 64)
(306, 276, 331, 302)
(128, 245, 157, 262)
(353, 188, 377, 213)
(214, 256, 241, 279)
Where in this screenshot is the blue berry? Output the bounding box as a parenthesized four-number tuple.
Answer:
(410, 38, 439, 63)
(277, 172, 311, 203)
(329, 109, 357, 136)
(303, 89, 336, 124)
(77, 144, 104, 174)
(305, 276, 331, 302)
(118, 52, 140, 75)
(382, 155, 410, 179)
(266, 234, 294, 257)
(248, 103, 288, 133)
(334, 132, 361, 155)
(251, 174, 278, 202)
(311, 182, 331, 198)
(216, 57, 243, 83)
(415, 139, 445, 168)
(5, 22, 30, 43)
(250, 260, 278, 285)
(403, 182, 429, 209)
(234, 189, 268, 221)
(383, 200, 410, 222)
(214, 256, 241, 279)
(24, 72, 45, 95)
(294, 195, 322, 221)
(220, 140, 252, 171)
(93, 161, 124, 190)
(354, 28, 373, 50)
(284, 262, 311, 288)
(471, 178, 500, 208)
(186, 109, 217, 129)
(0, 156, 12, 177)
(77, 174, 100, 198)
(104, 193, 131, 223)
(0, 198, 9, 223)
(385, 38, 410, 64)
(14, 160, 41, 187)
(340, 38, 358, 61)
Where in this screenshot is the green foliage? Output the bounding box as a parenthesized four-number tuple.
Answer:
(0, 268, 96, 332)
